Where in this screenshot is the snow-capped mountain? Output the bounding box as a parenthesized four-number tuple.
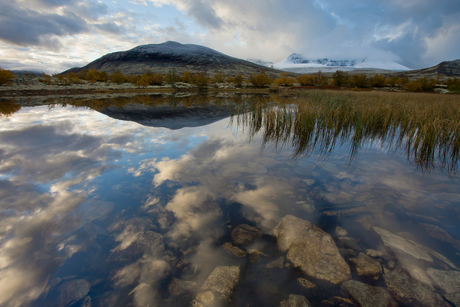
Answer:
(274, 53, 410, 73)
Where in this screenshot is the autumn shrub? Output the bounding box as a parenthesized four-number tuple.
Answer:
(444, 77, 459, 87)
(314, 70, 329, 86)
(395, 77, 409, 86)
(273, 73, 295, 87)
(368, 74, 386, 87)
(84, 69, 108, 82)
(402, 77, 437, 92)
(134, 71, 165, 87)
(348, 74, 367, 88)
(227, 74, 244, 87)
(384, 76, 400, 87)
(192, 73, 209, 89)
(213, 72, 224, 83)
(331, 70, 349, 86)
(39, 72, 53, 85)
(0, 67, 15, 85)
(248, 72, 273, 87)
(296, 74, 315, 86)
(109, 70, 129, 84)
(180, 71, 193, 83)
(165, 69, 177, 85)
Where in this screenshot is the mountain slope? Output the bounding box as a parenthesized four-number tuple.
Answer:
(396, 59, 460, 79)
(65, 41, 284, 77)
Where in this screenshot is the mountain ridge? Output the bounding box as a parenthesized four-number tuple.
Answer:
(64, 41, 285, 77)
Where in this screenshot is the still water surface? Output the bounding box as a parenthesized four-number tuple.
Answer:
(0, 94, 459, 307)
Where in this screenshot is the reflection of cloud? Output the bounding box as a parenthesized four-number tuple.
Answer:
(165, 186, 221, 240)
(0, 106, 150, 306)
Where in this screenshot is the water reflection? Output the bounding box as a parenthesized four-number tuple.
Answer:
(0, 93, 459, 307)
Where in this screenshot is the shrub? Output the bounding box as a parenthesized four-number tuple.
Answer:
(248, 72, 273, 87)
(213, 72, 224, 83)
(331, 70, 349, 86)
(368, 74, 386, 87)
(348, 74, 367, 88)
(84, 69, 108, 82)
(445, 77, 460, 87)
(315, 70, 329, 86)
(109, 70, 129, 84)
(227, 74, 244, 87)
(448, 84, 460, 93)
(384, 76, 400, 87)
(134, 71, 165, 87)
(165, 69, 177, 85)
(0, 67, 15, 85)
(402, 77, 437, 92)
(395, 77, 409, 86)
(296, 74, 316, 86)
(192, 73, 209, 89)
(39, 72, 53, 85)
(180, 71, 193, 83)
(273, 73, 295, 87)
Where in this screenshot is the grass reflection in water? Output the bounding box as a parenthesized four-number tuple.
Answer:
(233, 90, 460, 175)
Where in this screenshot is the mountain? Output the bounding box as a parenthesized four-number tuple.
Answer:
(98, 102, 232, 130)
(246, 59, 274, 68)
(64, 41, 284, 77)
(274, 53, 410, 73)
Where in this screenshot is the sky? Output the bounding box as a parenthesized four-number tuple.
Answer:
(1, 0, 459, 73)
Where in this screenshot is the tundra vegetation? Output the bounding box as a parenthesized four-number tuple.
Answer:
(6, 67, 456, 93)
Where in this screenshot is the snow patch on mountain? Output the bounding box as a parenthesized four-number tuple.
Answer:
(274, 53, 410, 71)
(246, 59, 275, 68)
(130, 41, 226, 57)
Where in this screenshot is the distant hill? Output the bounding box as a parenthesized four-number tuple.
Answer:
(64, 41, 286, 77)
(395, 59, 460, 80)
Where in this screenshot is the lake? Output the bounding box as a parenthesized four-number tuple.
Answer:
(0, 92, 459, 307)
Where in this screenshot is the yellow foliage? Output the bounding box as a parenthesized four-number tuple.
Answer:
(368, 74, 386, 87)
(296, 74, 316, 86)
(0, 67, 15, 85)
(39, 72, 53, 85)
(273, 73, 295, 87)
(348, 74, 367, 88)
(248, 72, 273, 87)
(109, 70, 129, 84)
(227, 74, 244, 87)
(213, 72, 224, 83)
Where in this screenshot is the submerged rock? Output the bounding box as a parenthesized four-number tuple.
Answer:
(110, 231, 164, 261)
(231, 224, 262, 245)
(349, 253, 382, 280)
(426, 268, 460, 306)
(273, 215, 351, 285)
(383, 267, 444, 306)
(196, 291, 215, 305)
(340, 280, 397, 307)
(356, 215, 375, 230)
(59, 279, 91, 307)
(266, 256, 284, 269)
(279, 294, 310, 307)
(335, 226, 348, 237)
(421, 223, 460, 247)
(297, 278, 316, 289)
(223, 242, 246, 258)
(321, 296, 357, 306)
(202, 266, 240, 299)
(168, 278, 197, 297)
(373, 227, 433, 262)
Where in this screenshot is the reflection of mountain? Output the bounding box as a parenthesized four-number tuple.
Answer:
(98, 103, 233, 129)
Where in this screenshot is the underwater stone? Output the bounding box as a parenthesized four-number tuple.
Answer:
(279, 294, 310, 307)
(335, 226, 348, 237)
(349, 252, 382, 280)
(168, 278, 197, 297)
(273, 215, 351, 285)
(58, 279, 91, 307)
(231, 224, 262, 245)
(202, 266, 240, 299)
(223, 242, 246, 258)
(340, 280, 397, 307)
(383, 267, 444, 306)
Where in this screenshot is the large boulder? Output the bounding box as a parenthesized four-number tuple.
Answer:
(383, 267, 444, 306)
(340, 280, 397, 307)
(273, 215, 350, 284)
